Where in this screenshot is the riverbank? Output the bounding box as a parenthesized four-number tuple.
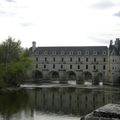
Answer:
(0, 87, 23, 94)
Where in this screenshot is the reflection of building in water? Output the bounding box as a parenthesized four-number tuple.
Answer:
(27, 87, 119, 116)
(31, 38, 120, 85)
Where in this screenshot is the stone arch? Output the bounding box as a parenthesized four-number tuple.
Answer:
(49, 71, 59, 80)
(82, 71, 92, 82)
(92, 73, 103, 85)
(66, 71, 76, 80)
(33, 70, 43, 80)
(97, 73, 103, 82)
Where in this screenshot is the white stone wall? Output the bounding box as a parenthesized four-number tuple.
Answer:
(32, 53, 108, 82)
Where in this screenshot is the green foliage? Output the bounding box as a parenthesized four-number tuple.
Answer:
(0, 37, 32, 88)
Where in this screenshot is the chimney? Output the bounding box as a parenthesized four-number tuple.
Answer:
(32, 41, 36, 52)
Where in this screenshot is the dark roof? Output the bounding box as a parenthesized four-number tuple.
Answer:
(109, 43, 120, 55)
(110, 46, 119, 56)
(33, 46, 108, 56)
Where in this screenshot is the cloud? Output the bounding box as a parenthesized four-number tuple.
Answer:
(114, 11, 120, 17)
(5, 0, 16, 3)
(19, 22, 34, 27)
(0, 10, 16, 17)
(91, 0, 115, 9)
(88, 34, 112, 45)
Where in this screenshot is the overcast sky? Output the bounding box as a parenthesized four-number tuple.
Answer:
(0, 0, 120, 48)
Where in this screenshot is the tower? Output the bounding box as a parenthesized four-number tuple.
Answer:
(32, 41, 36, 52)
(115, 38, 120, 49)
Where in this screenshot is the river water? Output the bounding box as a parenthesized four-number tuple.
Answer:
(0, 84, 120, 120)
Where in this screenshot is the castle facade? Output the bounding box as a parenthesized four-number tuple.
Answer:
(31, 38, 120, 85)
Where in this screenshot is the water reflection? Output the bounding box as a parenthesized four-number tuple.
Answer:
(0, 89, 31, 120)
(0, 86, 120, 120)
(27, 87, 120, 116)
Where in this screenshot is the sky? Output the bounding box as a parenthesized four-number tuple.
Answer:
(0, 0, 120, 48)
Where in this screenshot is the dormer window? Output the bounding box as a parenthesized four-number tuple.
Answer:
(103, 51, 106, 55)
(93, 51, 97, 55)
(85, 51, 89, 55)
(78, 51, 81, 55)
(44, 51, 48, 55)
(52, 51, 56, 55)
(69, 51, 73, 55)
(35, 51, 39, 55)
(61, 51, 64, 55)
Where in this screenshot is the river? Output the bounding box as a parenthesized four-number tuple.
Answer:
(0, 84, 120, 120)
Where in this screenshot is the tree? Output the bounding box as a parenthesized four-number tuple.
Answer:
(0, 37, 32, 87)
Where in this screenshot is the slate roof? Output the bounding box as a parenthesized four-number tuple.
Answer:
(109, 45, 120, 56)
(33, 46, 108, 56)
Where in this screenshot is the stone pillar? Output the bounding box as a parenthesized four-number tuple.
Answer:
(59, 70, 67, 83)
(42, 70, 49, 83)
(92, 72, 99, 85)
(76, 70, 84, 84)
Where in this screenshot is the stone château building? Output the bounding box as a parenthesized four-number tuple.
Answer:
(31, 38, 120, 85)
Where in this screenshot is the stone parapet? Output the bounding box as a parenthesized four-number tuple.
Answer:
(81, 104, 120, 120)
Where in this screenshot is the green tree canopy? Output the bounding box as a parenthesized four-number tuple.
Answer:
(0, 37, 32, 88)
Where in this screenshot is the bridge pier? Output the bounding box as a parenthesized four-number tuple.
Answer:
(76, 71, 84, 84)
(42, 70, 50, 82)
(59, 70, 67, 83)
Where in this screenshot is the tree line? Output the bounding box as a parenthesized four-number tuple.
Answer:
(0, 37, 32, 88)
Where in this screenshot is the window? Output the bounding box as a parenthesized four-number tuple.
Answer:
(94, 58, 96, 62)
(103, 51, 106, 55)
(78, 51, 81, 55)
(45, 57, 47, 62)
(93, 51, 97, 55)
(85, 96, 88, 101)
(93, 65, 96, 70)
(35, 51, 39, 55)
(103, 58, 106, 62)
(36, 57, 38, 61)
(44, 64, 46, 68)
(52, 51, 56, 55)
(36, 64, 38, 68)
(86, 58, 88, 62)
(61, 65, 63, 69)
(53, 57, 55, 62)
(70, 57, 72, 62)
(53, 64, 55, 69)
(78, 65, 80, 69)
(61, 51, 64, 55)
(44, 51, 48, 55)
(70, 65, 72, 69)
(62, 57, 64, 62)
(103, 65, 105, 70)
(69, 51, 73, 55)
(86, 65, 88, 69)
(85, 51, 89, 55)
(78, 58, 80, 62)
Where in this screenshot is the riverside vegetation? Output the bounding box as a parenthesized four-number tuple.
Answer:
(0, 37, 31, 88)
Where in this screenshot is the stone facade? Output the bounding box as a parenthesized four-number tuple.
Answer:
(31, 38, 120, 85)
(108, 38, 120, 85)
